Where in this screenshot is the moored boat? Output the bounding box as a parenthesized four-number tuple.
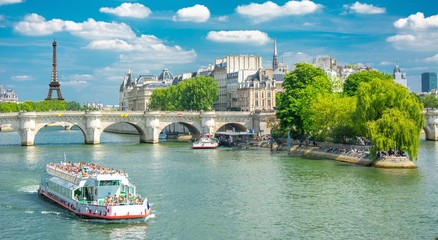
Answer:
(192, 134, 219, 149)
(38, 161, 151, 220)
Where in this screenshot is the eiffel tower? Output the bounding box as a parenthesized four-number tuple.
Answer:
(46, 39, 64, 100)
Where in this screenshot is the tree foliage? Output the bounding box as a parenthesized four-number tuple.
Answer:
(0, 100, 66, 112)
(420, 94, 438, 109)
(149, 76, 218, 111)
(353, 78, 424, 159)
(66, 101, 81, 111)
(276, 63, 332, 139)
(307, 94, 357, 143)
(343, 71, 392, 96)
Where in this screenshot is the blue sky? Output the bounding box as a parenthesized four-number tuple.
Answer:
(0, 0, 437, 105)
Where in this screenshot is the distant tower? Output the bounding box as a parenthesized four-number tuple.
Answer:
(393, 63, 407, 88)
(272, 37, 278, 71)
(46, 39, 64, 100)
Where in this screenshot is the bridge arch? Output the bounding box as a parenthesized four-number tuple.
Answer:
(215, 123, 248, 133)
(101, 121, 147, 143)
(32, 121, 87, 145)
(157, 121, 201, 140)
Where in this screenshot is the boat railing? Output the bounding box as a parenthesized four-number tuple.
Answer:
(47, 164, 128, 182)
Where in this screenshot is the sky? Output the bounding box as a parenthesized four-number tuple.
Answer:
(0, 0, 437, 105)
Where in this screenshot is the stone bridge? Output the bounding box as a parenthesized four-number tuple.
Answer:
(424, 109, 438, 140)
(0, 111, 273, 146)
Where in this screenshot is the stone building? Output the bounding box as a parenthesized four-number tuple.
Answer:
(119, 68, 174, 111)
(393, 63, 407, 88)
(212, 38, 286, 111)
(213, 55, 263, 110)
(0, 84, 18, 103)
(234, 69, 282, 112)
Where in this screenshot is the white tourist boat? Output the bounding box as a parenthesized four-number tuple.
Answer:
(192, 135, 219, 149)
(38, 161, 151, 220)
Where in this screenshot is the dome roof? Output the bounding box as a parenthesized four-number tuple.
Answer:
(157, 68, 174, 82)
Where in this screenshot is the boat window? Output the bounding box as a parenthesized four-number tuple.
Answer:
(99, 180, 120, 186)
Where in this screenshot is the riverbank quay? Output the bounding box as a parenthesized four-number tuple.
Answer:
(287, 144, 417, 168)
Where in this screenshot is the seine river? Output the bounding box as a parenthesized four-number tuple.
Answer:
(0, 127, 437, 239)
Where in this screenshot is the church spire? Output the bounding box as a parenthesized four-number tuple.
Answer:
(272, 37, 278, 70)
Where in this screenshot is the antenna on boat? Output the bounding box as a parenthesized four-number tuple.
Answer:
(63, 152, 67, 162)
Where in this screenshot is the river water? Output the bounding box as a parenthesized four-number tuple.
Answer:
(0, 127, 437, 239)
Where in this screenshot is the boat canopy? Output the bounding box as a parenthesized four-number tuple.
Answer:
(49, 176, 85, 190)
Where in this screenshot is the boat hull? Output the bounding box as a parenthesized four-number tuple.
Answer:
(38, 188, 150, 220)
(192, 145, 218, 149)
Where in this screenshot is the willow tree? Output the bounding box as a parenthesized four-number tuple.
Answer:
(353, 78, 424, 160)
(276, 63, 332, 139)
(307, 94, 357, 143)
(343, 70, 392, 96)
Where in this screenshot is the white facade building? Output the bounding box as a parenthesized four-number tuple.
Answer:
(213, 55, 262, 110)
(393, 63, 408, 88)
(119, 68, 174, 111)
(0, 84, 19, 103)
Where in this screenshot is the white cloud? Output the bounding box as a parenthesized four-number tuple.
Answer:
(64, 19, 135, 40)
(60, 80, 88, 86)
(217, 16, 229, 22)
(206, 30, 270, 45)
(379, 61, 393, 66)
(343, 2, 385, 14)
(394, 12, 438, 30)
(387, 12, 438, 51)
(236, 0, 322, 23)
(100, 3, 151, 19)
(87, 34, 197, 64)
(14, 14, 136, 39)
(424, 54, 438, 62)
(0, 0, 23, 5)
(14, 14, 65, 36)
(173, 4, 210, 22)
(11, 75, 33, 81)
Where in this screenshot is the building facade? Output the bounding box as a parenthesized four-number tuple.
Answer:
(234, 69, 282, 112)
(0, 85, 19, 103)
(393, 63, 407, 88)
(213, 55, 262, 110)
(422, 72, 438, 92)
(119, 68, 174, 111)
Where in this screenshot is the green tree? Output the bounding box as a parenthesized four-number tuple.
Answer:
(19, 101, 33, 112)
(307, 94, 357, 143)
(276, 63, 332, 139)
(343, 71, 392, 96)
(354, 78, 424, 160)
(66, 101, 81, 111)
(33, 100, 66, 111)
(180, 76, 218, 111)
(149, 76, 218, 111)
(0, 102, 19, 112)
(420, 94, 438, 109)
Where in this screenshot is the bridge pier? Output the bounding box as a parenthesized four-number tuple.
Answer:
(84, 112, 102, 144)
(143, 117, 160, 143)
(424, 109, 438, 140)
(19, 112, 37, 146)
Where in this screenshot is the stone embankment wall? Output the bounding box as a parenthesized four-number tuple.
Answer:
(287, 144, 416, 168)
(289, 145, 373, 166)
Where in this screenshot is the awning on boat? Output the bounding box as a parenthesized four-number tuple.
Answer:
(49, 176, 85, 190)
